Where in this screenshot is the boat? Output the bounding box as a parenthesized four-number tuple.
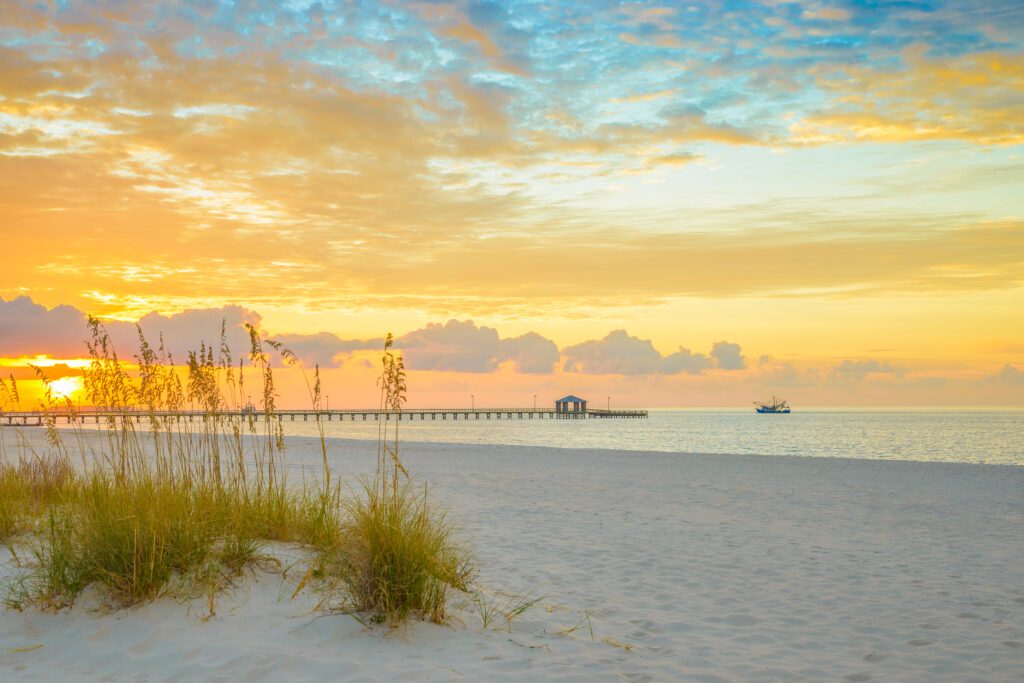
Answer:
(754, 396, 791, 413)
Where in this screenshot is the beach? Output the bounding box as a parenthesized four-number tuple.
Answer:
(2, 432, 1023, 681)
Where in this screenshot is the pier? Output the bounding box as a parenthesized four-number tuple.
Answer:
(1, 407, 647, 426)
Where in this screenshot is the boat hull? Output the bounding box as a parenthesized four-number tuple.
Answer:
(755, 407, 791, 413)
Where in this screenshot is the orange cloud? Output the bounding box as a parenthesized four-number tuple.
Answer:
(802, 8, 852, 21)
(618, 32, 685, 49)
(609, 89, 676, 104)
(795, 50, 1024, 145)
(619, 5, 678, 32)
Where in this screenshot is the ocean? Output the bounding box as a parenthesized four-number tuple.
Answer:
(268, 409, 1024, 466)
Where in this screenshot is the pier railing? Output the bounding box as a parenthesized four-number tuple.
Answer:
(1, 407, 648, 425)
(585, 408, 648, 418)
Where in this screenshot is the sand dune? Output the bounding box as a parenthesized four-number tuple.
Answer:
(3, 432, 1023, 681)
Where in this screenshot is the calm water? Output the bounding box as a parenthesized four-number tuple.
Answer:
(269, 409, 1024, 466)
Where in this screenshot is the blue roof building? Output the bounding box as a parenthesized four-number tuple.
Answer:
(555, 395, 587, 413)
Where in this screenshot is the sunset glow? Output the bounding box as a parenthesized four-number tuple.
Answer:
(0, 357, 92, 370)
(47, 376, 83, 401)
(1, 1, 1022, 407)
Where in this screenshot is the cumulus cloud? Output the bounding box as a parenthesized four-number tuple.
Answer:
(0, 295, 260, 363)
(562, 330, 665, 375)
(398, 320, 503, 373)
(832, 359, 904, 380)
(710, 341, 746, 370)
(995, 364, 1024, 385)
(759, 362, 820, 387)
(0, 296, 818, 383)
(274, 333, 384, 368)
(1, 299, 562, 374)
(562, 330, 732, 375)
(662, 347, 715, 374)
(121, 307, 261, 363)
(398, 320, 559, 374)
(499, 332, 561, 374)
(0, 296, 89, 357)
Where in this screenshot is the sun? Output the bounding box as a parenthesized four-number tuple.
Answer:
(49, 376, 83, 400)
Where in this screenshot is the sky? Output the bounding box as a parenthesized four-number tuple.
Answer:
(1, 0, 1022, 408)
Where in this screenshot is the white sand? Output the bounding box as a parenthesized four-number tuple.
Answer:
(3, 431, 1024, 681)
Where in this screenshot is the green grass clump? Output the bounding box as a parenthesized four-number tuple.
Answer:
(28, 474, 301, 607)
(41, 476, 218, 605)
(0, 488, 16, 543)
(0, 467, 18, 542)
(339, 481, 472, 624)
(0, 453, 73, 543)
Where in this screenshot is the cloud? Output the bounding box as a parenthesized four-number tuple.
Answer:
(803, 8, 851, 21)
(619, 5, 678, 32)
(562, 330, 664, 375)
(2, 364, 84, 381)
(832, 359, 905, 380)
(274, 332, 384, 368)
(609, 89, 675, 104)
(562, 330, 715, 375)
(398, 320, 559, 373)
(710, 341, 747, 370)
(662, 346, 715, 375)
(398, 320, 502, 373)
(995, 364, 1024, 385)
(1, 2, 1023, 324)
(796, 50, 1024, 145)
(0, 296, 90, 357)
(0, 295, 259, 363)
(124, 306, 261, 363)
(5, 295, 768, 379)
(756, 360, 822, 387)
(644, 151, 702, 167)
(0, 299, 561, 374)
(0, 296, 568, 374)
(499, 332, 560, 374)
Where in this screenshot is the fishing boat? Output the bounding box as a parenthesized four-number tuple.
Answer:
(754, 396, 791, 413)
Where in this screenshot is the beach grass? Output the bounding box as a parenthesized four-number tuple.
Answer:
(322, 335, 474, 623)
(0, 322, 471, 624)
(0, 452, 72, 544)
(336, 478, 472, 623)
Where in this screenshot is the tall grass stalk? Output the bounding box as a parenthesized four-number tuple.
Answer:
(332, 335, 473, 624)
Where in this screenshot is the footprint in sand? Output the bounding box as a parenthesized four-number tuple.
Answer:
(862, 652, 888, 662)
(907, 639, 933, 647)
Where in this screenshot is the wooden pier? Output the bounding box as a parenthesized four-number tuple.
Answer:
(1, 407, 647, 426)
